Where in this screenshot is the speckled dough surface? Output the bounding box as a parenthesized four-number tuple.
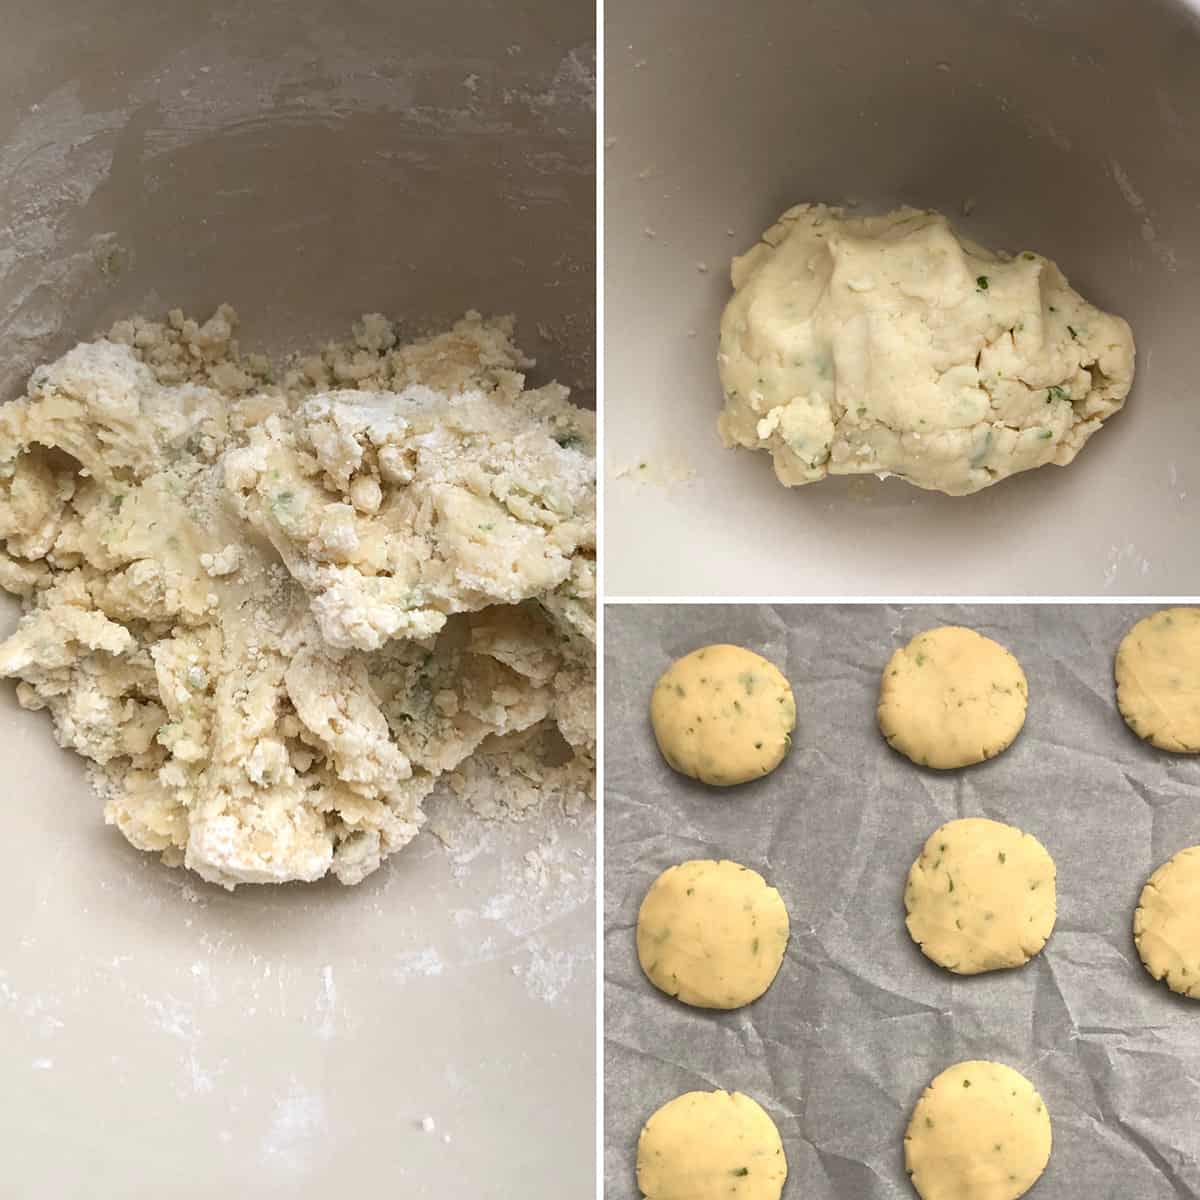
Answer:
(1115, 607, 1200, 753)
(636, 859, 790, 1009)
(0, 306, 596, 888)
(718, 204, 1135, 495)
(904, 1060, 1052, 1200)
(650, 644, 795, 786)
(905, 818, 1056, 974)
(637, 1089, 787, 1200)
(1134, 845, 1200, 998)
(878, 626, 1028, 769)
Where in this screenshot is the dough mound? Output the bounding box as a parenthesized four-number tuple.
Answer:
(904, 1060, 1051, 1200)
(636, 859, 790, 1009)
(905, 818, 1056, 974)
(0, 306, 595, 888)
(878, 626, 1027, 769)
(718, 204, 1135, 495)
(1115, 607, 1200, 753)
(637, 1089, 787, 1200)
(1134, 845, 1200, 998)
(650, 644, 795, 786)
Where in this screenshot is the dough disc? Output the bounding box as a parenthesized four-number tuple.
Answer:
(637, 1089, 787, 1200)
(650, 644, 795, 786)
(878, 626, 1027, 769)
(1134, 845, 1200, 998)
(905, 818, 1056, 974)
(1115, 607, 1200, 753)
(904, 1060, 1051, 1200)
(637, 859, 790, 1009)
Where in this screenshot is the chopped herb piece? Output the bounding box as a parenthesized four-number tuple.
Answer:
(732, 1168, 750, 1177)
(962, 1078, 971, 1088)
(976, 275, 990, 290)
(1067, 324, 1079, 339)
(998, 851, 1006, 864)
(554, 432, 583, 449)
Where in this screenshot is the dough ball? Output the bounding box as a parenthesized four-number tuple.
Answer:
(905, 818, 1056, 974)
(878, 626, 1027, 769)
(637, 859, 790, 1009)
(650, 644, 795, 786)
(637, 1089, 787, 1200)
(905, 1060, 1051, 1200)
(1134, 845, 1200, 998)
(1115, 607, 1200, 753)
(718, 203, 1135, 496)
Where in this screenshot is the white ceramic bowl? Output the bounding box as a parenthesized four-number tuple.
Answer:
(605, 0, 1200, 597)
(0, 4, 595, 1195)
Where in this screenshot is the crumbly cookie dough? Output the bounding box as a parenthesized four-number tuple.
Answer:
(719, 204, 1135, 495)
(637, 1090, 787, 1200)
(1134, 845, 1200, 998)
(904, 1060, 1051, 1200)
(879, 627, 1028, 769)
(650, 644, 795, 786)
(0, 306, 595, 888)
(636, 859, 790, 1009)
(1115, 608, 1200, 753)
(905, 818, 1056, 974)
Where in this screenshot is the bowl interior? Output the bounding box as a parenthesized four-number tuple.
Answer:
(605, 0, 1200, 596)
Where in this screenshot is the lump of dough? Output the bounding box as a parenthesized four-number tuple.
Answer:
(904, 1060, 1051, 1200)
(718, 204, 1135, 495)
(1134, 845, 1200, 998)
(637, 1090, 787, 1200)
(905, 818, 1056, 974)
(636, 859, 789, 1009)
(1115, 607, 1200, 752)
(878, 626, 1027, 769)
(650, 644, 795, 786)
(0, 306, 595, 889)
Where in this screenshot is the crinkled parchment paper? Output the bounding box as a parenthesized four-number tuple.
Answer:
(605, 604, 1200, 1199)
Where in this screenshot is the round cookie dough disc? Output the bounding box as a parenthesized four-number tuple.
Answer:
(637, 859, 790, 1009)
(650, 644, 796, 786)
(637, 1090, 787, 1200)
(1134, 845, 1200, 998)
(905, 818, 1056, 975)
(905, 1060, 1051, 1200)
(1115, 608, 1200, 753)
(878, 626, 1028, 769)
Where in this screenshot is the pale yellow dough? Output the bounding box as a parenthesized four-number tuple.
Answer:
(879, 627, 1027, 769)
(905, 1060, 1051, 1200)
(905, 818, 1056, 975)
(637, 1090, 787, 1200)
(1115, 608, 1200, 753)
(650, 645, 795, 786)
(0, 307, 596, 888)
(1134, 845, 1200, 998)
(637, 859, 790, 1009)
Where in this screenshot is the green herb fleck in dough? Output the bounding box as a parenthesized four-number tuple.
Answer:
(947, 875, 955, 893)
(754, 741, 763, 750)
(962, 1078, 971, 1088)
(110, 494, 125, 512)
(926, 1117, 934, 1129)
(674, 684, 686, 698)
(976, 275, 990, 291)
(998, 851, 1006, 864)
(478, 523, 495, 532)
(738, 672, 757, 695)
(1036, 429, 1053, 440)
(554, 432, 584, 450)
(752, 938, 760, 954)
(732, 1168, 750, 1177)
(1047, 385, 1069, 403)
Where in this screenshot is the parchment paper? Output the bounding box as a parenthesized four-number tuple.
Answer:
(605, 604, 1200, 1199)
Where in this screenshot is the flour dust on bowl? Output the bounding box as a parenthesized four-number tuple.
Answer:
(604, 0, 1200, 596)
(0, 3, 595, 1196)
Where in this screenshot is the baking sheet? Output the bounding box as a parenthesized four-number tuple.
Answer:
(605, 604, 1200, 1199)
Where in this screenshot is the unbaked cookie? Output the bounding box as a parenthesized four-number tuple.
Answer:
(637, 1089, 787, 1200)
(878, 626, 1027, 769)
(905, 1060, 1051, 1200)
(1115, 608, 1200, 753)
(1134, 845, 1200, 998)
(637, 859, 790, 1009)
(905, 818, 1056, 974)
(650, 645, 795, 786)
